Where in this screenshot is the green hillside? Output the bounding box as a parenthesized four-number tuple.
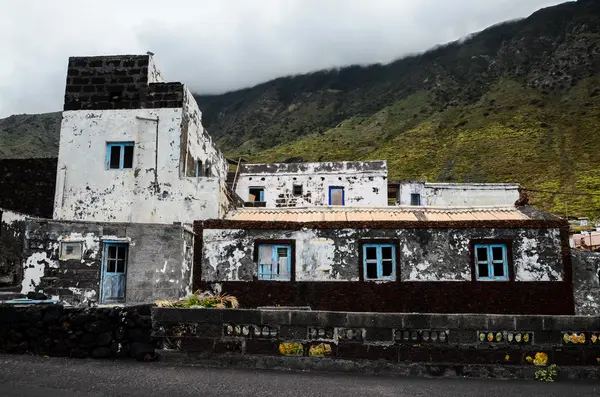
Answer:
(193, 0, 600, 218)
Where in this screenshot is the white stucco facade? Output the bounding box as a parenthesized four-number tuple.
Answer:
(394, 182, 520, 207)
(53, 89, 228, 224)
(234, 161, 388, 208)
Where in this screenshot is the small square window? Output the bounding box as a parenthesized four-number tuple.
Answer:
(249, 187, 265, 202)
(104, 243, 128, 274)
(473, 242, 509, 281)
(362, 243, 396, 281)
(410, 193, 421, 206)
(293, 185, 303, 196)
(60, 242, 83, 260)
(257, 244, 291, 281)
(106, 142, 134, 170)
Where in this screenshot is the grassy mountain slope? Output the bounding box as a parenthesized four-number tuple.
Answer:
(193, 0, 600, 218)
(2, 0, 600, 217)
(0, 112, 60, 159)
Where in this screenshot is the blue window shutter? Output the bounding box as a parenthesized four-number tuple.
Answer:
(474, 243, 509, 281)
(363, 243, 395, 281)
(106, 142, 134, 170)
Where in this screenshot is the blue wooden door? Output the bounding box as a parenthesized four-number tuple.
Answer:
(101, 243, 128, 303)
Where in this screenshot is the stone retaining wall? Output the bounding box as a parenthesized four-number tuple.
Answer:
(152, 308, 600, 371)
(0, 304, 155, 360)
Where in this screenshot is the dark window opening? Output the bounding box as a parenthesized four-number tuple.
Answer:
(381, 246, 393, 260)
(473, 242, 509, 281)
(410, 193, 421, 206)
(107, 142, 134, 170)
(366, 262, 377, 279)
(123, 145, 134, 168)
(478, 263, 489, 278)
(293, 185, 303, 196)
(388, 185, 399, 205)
(109, 146, 121, 169)
(382, 260, 393, 277)
(366, 247, 377, 260)
(105, 243, 128, 274)
(362, 243, 397, 281)
(476, 247, 488, 262)
(249, 187, 265, 202)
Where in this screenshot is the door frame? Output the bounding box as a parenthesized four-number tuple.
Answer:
(100, 240, 130, 304)
(328, 186, 345, 205)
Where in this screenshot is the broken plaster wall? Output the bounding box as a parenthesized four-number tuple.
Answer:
(424, 183, 520, 207)
(201, 227, 564, 282)
(181, 87, 229, 218)
(396, 182, 520, 207)
(571, 250, 600, 315)
(22, 219, 191, 306)
(235, 161, 388, 207)
(0, 208, 28, 286)
(54, 108, 223, 224)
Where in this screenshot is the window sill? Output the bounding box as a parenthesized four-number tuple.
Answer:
(475, 278, 510, 282)
(256, 279, 292, 282)
(363, 278, 396, 283)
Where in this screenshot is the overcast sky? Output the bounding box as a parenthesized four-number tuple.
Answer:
(0, 0, 566, 118)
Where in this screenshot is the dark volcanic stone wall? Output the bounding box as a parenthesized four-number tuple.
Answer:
(0, 304, 155, 360)
(153, 308, 600, 370)
(0, 158, 57, 218)
(64, 55, 183, 111)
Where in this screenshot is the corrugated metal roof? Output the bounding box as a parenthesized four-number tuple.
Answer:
(225, 206, 532, 222)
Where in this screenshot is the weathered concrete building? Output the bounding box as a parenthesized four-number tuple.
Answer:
(54, 55, 229, 224)
(14, 54, 229, 305)
(388, 181, 520, 207)
(2, 53, 597, 316)
(197, 206, 573, 314)
(22, 219, 193, 305)
(234, 161, 388, 208)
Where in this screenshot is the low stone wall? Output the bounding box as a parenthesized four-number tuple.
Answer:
(0, 304, 155, 360)
(152, 308, 600, 376)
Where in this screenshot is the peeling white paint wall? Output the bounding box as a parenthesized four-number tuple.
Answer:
(396, 182, 520, 207)
(148, 55, 165, 83)
(21, 251, 57, 294)
(202, 227, 564, 283)
(514, 229, 563, 281)
(235, 161, 388, 207)
(53, 106, 225, 224)
(1, 208, 27, 225)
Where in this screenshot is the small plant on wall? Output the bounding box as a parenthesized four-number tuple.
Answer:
(535, 364, 558, 382)
(156, 290, 239, 308)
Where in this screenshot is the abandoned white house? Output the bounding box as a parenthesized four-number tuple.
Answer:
(1, 53, 596, 314)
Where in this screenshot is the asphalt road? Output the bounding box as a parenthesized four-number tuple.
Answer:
(0, 354, 599, 397)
